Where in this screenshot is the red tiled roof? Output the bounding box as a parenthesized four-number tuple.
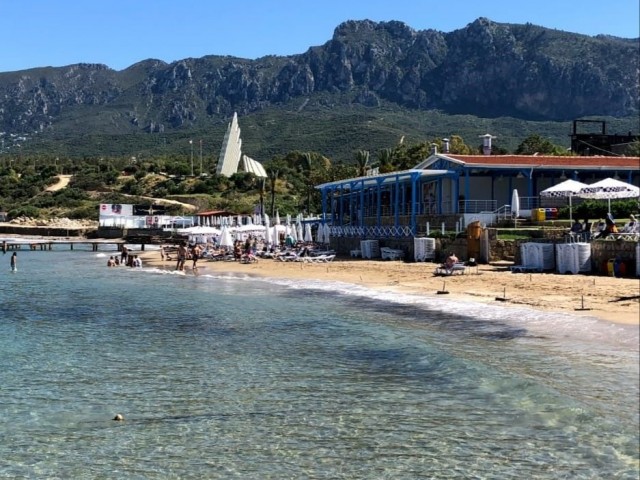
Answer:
(445, 154, 640, 169)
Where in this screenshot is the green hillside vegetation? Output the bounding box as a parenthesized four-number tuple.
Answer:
(2, 130, 638, 222)
(12, 95, 639, 161)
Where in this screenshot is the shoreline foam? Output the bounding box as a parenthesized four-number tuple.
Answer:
(136, 250, 640, 328)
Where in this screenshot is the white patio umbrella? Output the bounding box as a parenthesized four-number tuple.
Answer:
(272, 225, 280, 246)
(540, 178, 588, 222)
(275, 210, 281, 225)
(315, 224, 325, 244)
(296, 222, 304, 241)
(264, 215, 272, 245)
(290, 223, 298, 242)
(323, 223, 331, 245)
(218, 226, 234, 249)
(511, 189, 520, 228)
(577, 177, 640, 213)
(304, 223, 313, 243)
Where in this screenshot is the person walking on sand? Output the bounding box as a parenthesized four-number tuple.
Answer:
(10, 252, 17, 272)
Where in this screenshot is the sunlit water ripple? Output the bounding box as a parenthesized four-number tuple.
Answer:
(0, 247, 637, 479)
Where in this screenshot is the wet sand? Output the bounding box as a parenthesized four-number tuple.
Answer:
(139, 251, 640, 326)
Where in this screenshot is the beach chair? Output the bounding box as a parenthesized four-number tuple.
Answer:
(434, 262, 467, 276)
(305, 254, 335, 263)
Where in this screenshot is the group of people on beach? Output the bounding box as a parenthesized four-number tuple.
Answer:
(107, 245, 142, 268)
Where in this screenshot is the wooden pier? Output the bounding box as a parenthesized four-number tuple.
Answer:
(2, 239, 128, 252)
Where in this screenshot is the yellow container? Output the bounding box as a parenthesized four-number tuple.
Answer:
(533, 208, 546, 222)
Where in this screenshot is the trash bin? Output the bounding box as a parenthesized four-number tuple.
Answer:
(614, 258, 626, 278)
(467, 221, 482, 260)
(533, 208, 546, 222)
(545, 208, 558, 220)
(607, 258, 616, 277)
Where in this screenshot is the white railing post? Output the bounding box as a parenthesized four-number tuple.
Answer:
(441, 222, 446, 235)
(426, 222, 430, 236)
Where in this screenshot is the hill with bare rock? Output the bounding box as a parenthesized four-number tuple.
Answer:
(0, 18, 637, 159)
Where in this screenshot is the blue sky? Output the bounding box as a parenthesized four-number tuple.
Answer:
(1, 0, 638, 72)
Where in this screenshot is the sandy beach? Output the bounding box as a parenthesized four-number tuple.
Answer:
(138, 251, 640, 326)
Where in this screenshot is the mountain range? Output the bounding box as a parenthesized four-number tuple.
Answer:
(0, 17, 638, 161)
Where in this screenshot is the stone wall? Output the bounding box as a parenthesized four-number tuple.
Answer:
(590, 240, 639, 276)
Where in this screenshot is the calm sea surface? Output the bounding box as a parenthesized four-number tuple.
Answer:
(0, 246, 638, 479)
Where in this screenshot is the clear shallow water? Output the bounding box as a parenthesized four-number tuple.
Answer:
(0, 247, 638, 479)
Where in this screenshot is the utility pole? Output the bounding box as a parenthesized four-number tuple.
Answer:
(199, 139, 203, 175)
(189, 139, 194, 176)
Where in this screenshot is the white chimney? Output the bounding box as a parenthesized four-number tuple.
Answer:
(430, 143, 438, 155)
(442, 138, 450, 153)
(479, 133, 497, 156)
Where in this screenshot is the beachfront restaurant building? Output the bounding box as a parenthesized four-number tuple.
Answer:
(315, 152, 640, 240)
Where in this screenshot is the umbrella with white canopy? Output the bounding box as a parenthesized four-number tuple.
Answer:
(304, 223, 313, 243)
(315, 224, 324, 244)
(577, 178, 640, 213)
(218, 226, 234, 249)
(540, 178, 589, 222)
(323, 223, 331, 245)
(296, 222, 304, 242)
(511, 189, 520, 218)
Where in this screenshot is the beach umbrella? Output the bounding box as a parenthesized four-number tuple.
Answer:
(218, 226, 234, 248)
(577, 177, 640, 213)
(296, 222, 304, 241)
(323, 223, 331, 245)
(275, 210, 281, 225)
(511, 189, 520, 218)
(264, 215, 272, 245)
(511, 189, 520, 228)
(272, 225, 280, 246)
(290, 223, 298, 242)
(540, 178, 589, 222)
(315, 223, 324, 244)
(304, 223, 313, 243)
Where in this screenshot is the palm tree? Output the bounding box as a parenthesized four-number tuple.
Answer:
(267, 168, 279, 217)
(354, 150, 370, 176)
(302, 152, 314, 213)
(377, 148, 395, 173)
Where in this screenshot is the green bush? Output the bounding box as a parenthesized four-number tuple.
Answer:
(7, 206, 40, 219)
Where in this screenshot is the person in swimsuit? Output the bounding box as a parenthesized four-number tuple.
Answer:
(176, 242, 187, 271)
(10, 252, 17, 271)
(191, 244, 201, 270)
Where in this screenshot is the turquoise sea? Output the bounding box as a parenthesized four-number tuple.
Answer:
(0, 245, 638, 479)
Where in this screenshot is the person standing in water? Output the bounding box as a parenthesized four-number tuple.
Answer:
(10, 252, 17, 271)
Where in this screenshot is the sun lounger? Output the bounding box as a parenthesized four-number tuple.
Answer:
(303, 254, 335, 263)
(434, 262, 467, 276)
(510, 265, 542, 273)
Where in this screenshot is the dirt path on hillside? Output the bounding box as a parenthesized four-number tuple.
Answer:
(117, 193, 198, 212)
(43, 175, 197, 212)
(46, 175, 73, 192)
